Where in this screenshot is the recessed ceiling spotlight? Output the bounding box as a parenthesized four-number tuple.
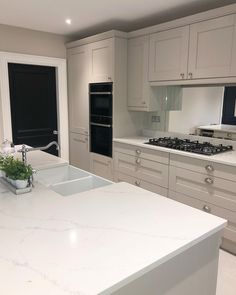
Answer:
(65, 19, 71, 25)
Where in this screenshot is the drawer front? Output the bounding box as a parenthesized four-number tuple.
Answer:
(169, 190, 236, 245)
(115, 152, 169, 188)
(114, 142, 169, 164)
(169, 166, 236, 212)
(170, 154, 236, 182)
(115, 172, 168, 197)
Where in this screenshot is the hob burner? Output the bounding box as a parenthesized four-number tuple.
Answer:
(145, 137, 233, 155)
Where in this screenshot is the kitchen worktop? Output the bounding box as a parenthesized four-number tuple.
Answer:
(0, 178, 226, 295)
(198, 124, 236, 133)
(114, 136, 236, 167)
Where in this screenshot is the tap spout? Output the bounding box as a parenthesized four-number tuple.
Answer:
(18, 141, 60, 164)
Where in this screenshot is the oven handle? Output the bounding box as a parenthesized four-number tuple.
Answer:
(89, 92, 112, 95)
(90, 122, 112, 128)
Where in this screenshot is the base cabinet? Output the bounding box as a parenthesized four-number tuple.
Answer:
(114, 142, 169, 197)
(115, 171, 168, 197)
(169, 154, 236, 254)
(90, 153, 113, 181)
(69, 132, 90, 171)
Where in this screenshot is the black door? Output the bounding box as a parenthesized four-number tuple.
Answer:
(222, 86, 236, 125)
(8, 63, 58, 156)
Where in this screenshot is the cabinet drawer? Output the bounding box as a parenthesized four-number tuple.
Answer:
(169, 190, 236, 245)
(169, 166, 236, 212)
(115, 152, 169, 188)
(114, 142, 169, 164)
(115, 172, 168, 197)
(69, 132, 90, 171)
(170, 154, 236, 182)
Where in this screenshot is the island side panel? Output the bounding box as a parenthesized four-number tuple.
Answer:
(108, 232, 222, 295)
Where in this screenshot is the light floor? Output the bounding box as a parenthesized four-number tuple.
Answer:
(216, 250, 236, 295)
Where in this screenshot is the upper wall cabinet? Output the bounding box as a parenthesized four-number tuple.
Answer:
(89, 38, 114, 82)
(188, 15, 236, 79)
(149, 26, 189, 81)
(127, 36, 159, 111)
(67, 45, 89, 135)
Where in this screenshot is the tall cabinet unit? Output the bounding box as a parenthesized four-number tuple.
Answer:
(67, 45, 90, 171)
(67, 31, 142, 180)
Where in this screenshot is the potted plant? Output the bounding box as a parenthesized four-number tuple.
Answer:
(1, 156, 33, 189)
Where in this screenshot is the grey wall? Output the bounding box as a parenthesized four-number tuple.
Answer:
(0, 24, 68, 58)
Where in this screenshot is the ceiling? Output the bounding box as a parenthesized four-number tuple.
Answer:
(0, 0, 235, 38)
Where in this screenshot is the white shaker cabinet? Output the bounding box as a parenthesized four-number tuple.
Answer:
(67, 45, 89, 135)
(90, 153, 113, 181)
(89, 38, 114, 82)
(69, 132, 90, 171)
(148, 26, 189, 81)
(114, 142, 169, 196)
(169, 154, 236, 254)
(188, 15, 236, 79)
(127, 36, 159, 111)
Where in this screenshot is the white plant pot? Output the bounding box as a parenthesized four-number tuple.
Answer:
(15, 179, 28, 189)
(0, 170, 5, 178)
(10, 178, 16, 186)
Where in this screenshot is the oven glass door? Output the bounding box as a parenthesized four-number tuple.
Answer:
(90, 94, 112, 117)
(90, 124, 112, 157)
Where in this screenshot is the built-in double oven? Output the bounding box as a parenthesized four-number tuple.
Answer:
(89, 82, 113, 157)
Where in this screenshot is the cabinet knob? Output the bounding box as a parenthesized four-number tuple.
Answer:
(204, 177, 214, 185)
(203, 205, 211, 213)
(142, 101, 146, 105)
(136, 149, 141, 155)
(135, 180, 140, 186)
(188, 72, 193, 79)
(205, 165, 214, 172)
(180, 73, 185, 79)
(136, 158, 141, 164)
(108, 76, 112, 80)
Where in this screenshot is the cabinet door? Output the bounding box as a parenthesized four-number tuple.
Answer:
(188, 15, 236, 79)
(128, 36, 153, 110)
(69, 132, 90, 171)
(230, 15, 236, 76)
(149, 26, 189, 81)
(68, 46, 89, 135)
(90, 153, 113, 180)
(89, 39, 114, 82)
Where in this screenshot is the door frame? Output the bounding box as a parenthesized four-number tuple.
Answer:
(0, 51, 69, 160)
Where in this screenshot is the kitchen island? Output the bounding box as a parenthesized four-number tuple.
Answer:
(0, 162, 226, 295)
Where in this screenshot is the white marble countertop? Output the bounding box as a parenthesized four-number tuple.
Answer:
(198, 124, 236, 133)
(114, 136, 236, 167)
(0, 180, 226, 295)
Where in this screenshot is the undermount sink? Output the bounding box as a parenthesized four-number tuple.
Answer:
(50, 175, 111, 196)
(35, 165, 90, 186)
(35, 164, 112, 196)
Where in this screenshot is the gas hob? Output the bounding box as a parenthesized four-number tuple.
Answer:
(145, 137, 233, 156)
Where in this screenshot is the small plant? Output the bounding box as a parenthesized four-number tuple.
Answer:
(0, 156, 33, 180)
